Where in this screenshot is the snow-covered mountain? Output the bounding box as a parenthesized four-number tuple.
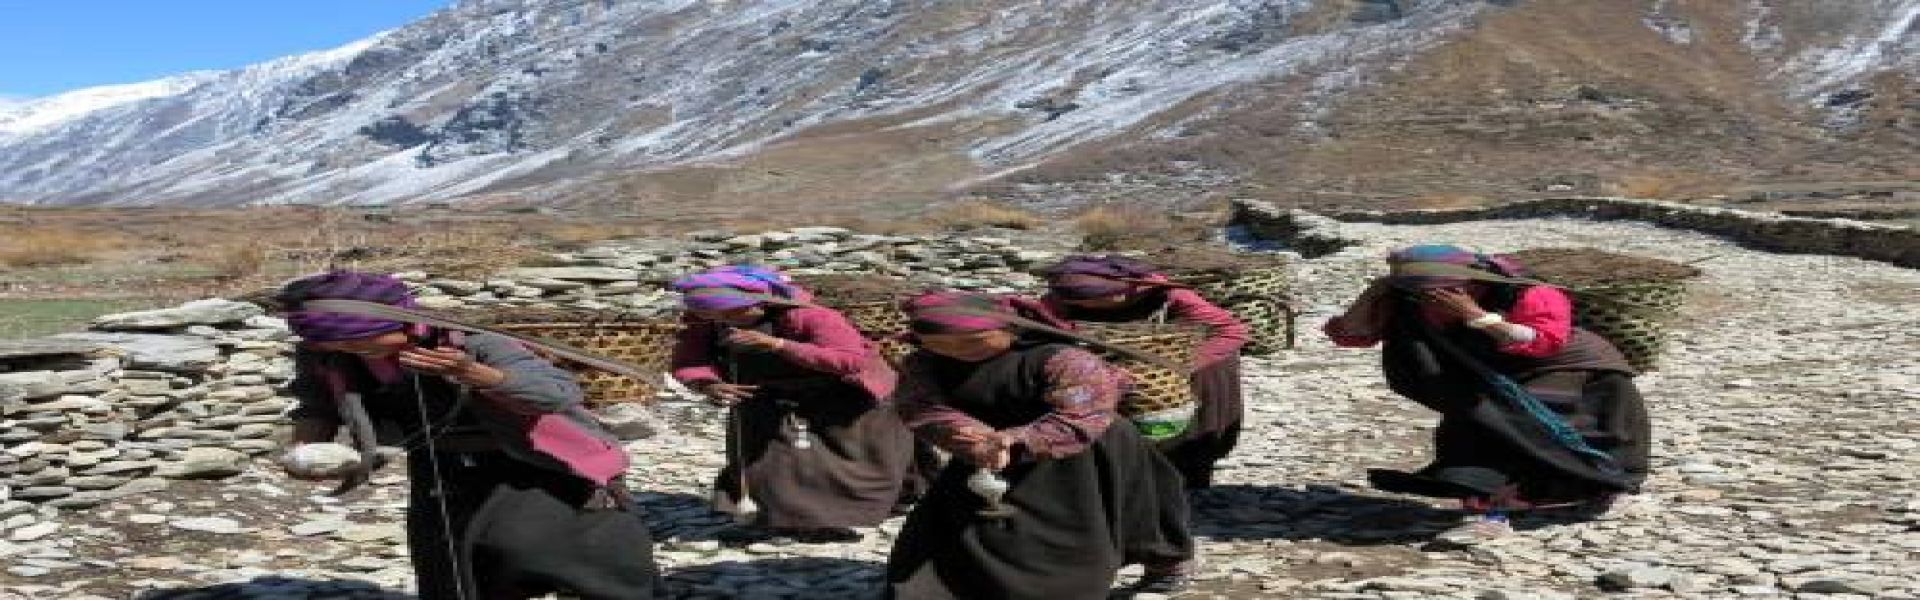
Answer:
(1, 0, 1914, 208)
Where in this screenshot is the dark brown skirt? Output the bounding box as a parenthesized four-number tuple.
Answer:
(1369, 370, 1652, 504)
(887, 423, 1194, 599)
(406, 451, 658, 600)
(712, 384, 914, 529)
(1158, 355, 1245, 489)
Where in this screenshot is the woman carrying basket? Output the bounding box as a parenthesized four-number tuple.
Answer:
(278, 271, 659, 599)
(1324, 245, 1653, 542)
(1038, 255, 1251, 490)
(886, 292, 1195, 598)
(669, 265, 914, 543)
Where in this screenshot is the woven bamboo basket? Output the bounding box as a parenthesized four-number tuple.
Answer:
(1510, 248, 1699, 372)
(1166, 264, 1297, 355)
(1073, 322, 1205, 416)
(494, 321, 683, 405)
(839, 301, 909, 337)
(1565, 282, 1689, 372)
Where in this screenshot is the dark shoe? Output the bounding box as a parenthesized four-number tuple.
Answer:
(715, 526, 775, 545)
(784, 527, 862, 544)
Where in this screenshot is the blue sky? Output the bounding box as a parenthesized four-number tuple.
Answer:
(0, 1, 451, 99)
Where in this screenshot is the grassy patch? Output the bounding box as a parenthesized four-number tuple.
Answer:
(930, 200, 1043, 231)
(0, 298, 158, 340)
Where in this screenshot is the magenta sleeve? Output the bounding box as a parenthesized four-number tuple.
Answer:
(1166, 289, 1250, 367)
(769, 307, 873, 376)
(669, 319, 724, 385)
(1496, 286, 1575, 357)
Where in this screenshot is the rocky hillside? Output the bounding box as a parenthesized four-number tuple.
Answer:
(0, 0, 1914, 212)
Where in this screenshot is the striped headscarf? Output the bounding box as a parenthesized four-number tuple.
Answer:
(278, 271, 417, 342)
(1385, 245, 1530, 290)
(671, 265, 803, 311)
(902, 292, 1070, 334)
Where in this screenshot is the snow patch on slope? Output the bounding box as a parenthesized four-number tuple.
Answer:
(1781, 0, 1920, 96)
(0, 76, 214, 138)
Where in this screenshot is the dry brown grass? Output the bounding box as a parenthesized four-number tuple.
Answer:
(1073, 204, 1189, 251)
(929, 200, 1043, 231)
(0, 227, 128, 268)
(0, 205, 669, 300)
(1605, 169, 1733, 200)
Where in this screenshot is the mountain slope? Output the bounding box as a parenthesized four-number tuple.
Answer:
(0, 0, 1912, 211)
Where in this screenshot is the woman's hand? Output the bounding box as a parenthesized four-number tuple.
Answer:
(697, 382, 760, 406)
(951, 429, 1012, 470)
(1420, 287, 1489, 321)
(723, 329, 787, 353)
(398, 347, 506, 388)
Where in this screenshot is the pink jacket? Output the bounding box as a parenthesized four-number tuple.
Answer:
(670, 306, 899, 401)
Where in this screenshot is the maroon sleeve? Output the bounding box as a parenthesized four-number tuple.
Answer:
(769, 307, 873, 376)
(1495, 286, 1574, 357)
(670, 318, 724, 386)
(1000, 348, 1120, 460)
(894, 355, 997, 456)
(1165, 289, 1250, 367)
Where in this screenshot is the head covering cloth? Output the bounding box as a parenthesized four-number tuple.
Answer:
(1043, 255, 1172, 300)
(671, 265, 806, 311)
(1385, 245, 1535, 290)
(278, 271, 417, 342)
(899, 291, 1178, 370)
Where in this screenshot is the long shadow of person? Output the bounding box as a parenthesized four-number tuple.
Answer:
(133, 576, 413, 599)
(1191, 483, 1612, 548)
(663, 556, 885, 599)
(631, 489, 739, 542)
(1189, 483, 1467, 545)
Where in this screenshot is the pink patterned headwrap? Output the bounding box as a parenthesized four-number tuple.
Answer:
(671, 265, 804, 311)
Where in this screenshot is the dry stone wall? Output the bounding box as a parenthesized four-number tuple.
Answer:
(1231, 197, 1920, 268)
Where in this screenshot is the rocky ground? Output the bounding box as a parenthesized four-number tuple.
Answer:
(2, 217, 1915, 599)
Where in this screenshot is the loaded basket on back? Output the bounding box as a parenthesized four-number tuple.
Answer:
(1102, 246, 1299, 356)
(1506, 249, 1701, 372)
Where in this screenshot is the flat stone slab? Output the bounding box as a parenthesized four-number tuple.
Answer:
(0, 339, 103, 362)
(91, 299, 263, 331)
(501, 266, 639, 282)
(50, 332, 220, 373)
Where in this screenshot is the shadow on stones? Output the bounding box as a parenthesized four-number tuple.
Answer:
(662, 556, 884, 599)
(1190, 483, 1464, 545)
(1192, 484, 1607, 546)
(632, 490, 737, 541)
(132, 576, 413, 599)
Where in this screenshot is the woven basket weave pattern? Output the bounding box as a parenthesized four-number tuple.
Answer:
(1075, 322, 1204, 416)
(1568, 282, 1688, 372)
(496, 322, 681, 405)
(1172, 265, 1294, 356)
